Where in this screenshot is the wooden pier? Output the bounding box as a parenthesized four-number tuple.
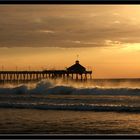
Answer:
(0, 70, 92, 83)
(0, 60, 92, 83)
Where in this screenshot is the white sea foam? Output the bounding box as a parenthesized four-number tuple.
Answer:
(0, 102, 140, 112)
(0, 79, 140, 96)
(0, 79, 140, 112)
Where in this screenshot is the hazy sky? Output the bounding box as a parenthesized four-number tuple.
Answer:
(0, 5, 140, 78)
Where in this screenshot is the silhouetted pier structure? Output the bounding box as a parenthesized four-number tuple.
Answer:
(0, 60, 92, 83)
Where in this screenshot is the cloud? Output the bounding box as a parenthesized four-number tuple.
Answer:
(113, 20, 121, 24)
(0, 5, 140, 48)
(38, 30, 55, 34)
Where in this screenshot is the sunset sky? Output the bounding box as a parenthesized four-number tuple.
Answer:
(0, 5, 140, 78)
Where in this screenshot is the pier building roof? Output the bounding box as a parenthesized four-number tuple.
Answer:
(67, 60, 86, 73)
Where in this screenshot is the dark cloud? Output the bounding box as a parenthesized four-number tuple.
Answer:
(0, 5, 140, 48)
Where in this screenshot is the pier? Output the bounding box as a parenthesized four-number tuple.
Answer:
(0, 60, 92, 83)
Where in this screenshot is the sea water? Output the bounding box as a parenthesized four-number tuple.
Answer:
(0, 79, 140, 134)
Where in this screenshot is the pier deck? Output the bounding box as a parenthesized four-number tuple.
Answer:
(0, 70, 92, 83)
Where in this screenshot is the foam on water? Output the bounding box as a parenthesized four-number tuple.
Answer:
(0, 79, 140, 112)
(0, 79, 140, 95)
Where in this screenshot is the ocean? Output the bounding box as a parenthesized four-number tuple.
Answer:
(0, 78, 140, 134)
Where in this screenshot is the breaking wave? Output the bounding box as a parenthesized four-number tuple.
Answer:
(0, 79, 140, 112)
(0, 79, 140, 96)
(0, 102, 140, 113)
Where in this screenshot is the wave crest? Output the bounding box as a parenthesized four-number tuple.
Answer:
(0, 80, 140, 96)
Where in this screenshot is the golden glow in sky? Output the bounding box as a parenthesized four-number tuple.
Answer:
(0, 5, 140, 78)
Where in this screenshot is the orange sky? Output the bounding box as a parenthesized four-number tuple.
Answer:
(0, 5, 140, 78)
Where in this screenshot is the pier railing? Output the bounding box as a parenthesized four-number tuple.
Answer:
(0, 70, 92, 83)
